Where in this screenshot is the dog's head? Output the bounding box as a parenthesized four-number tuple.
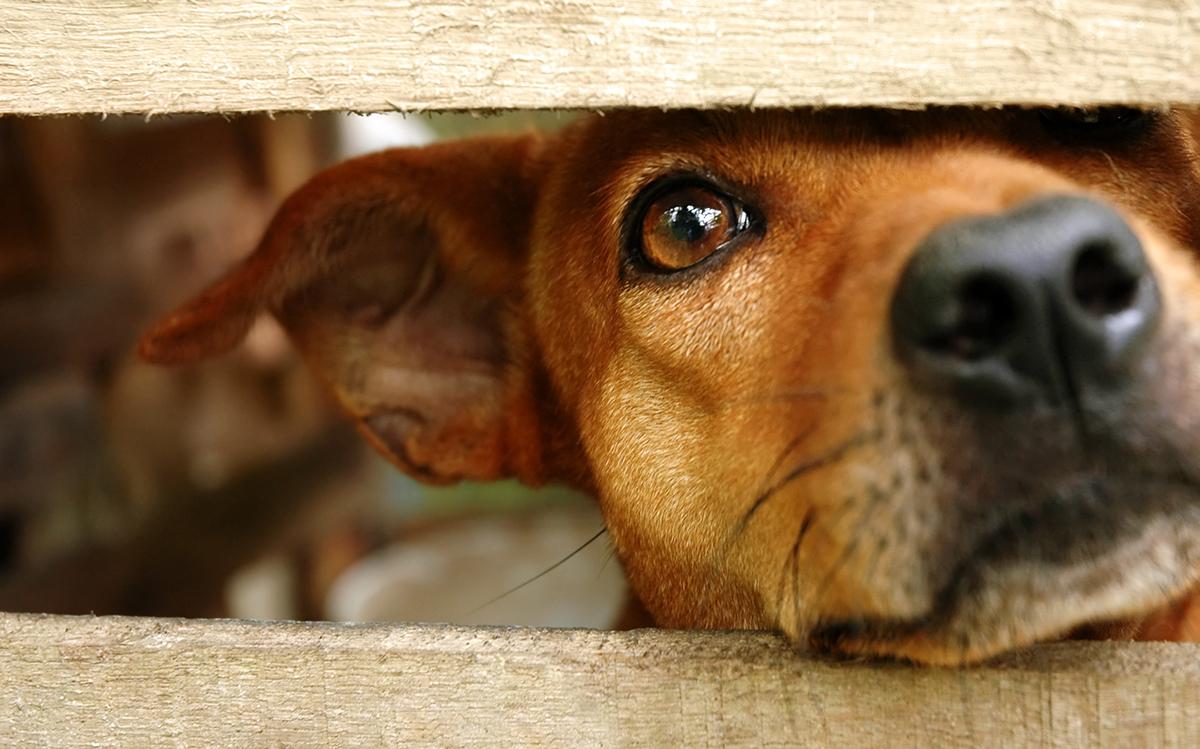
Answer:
(141, 108, 1200, 664)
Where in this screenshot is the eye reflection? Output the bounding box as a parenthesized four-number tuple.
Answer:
(662, 204, 725, 244)
(639, 184, 742, 271)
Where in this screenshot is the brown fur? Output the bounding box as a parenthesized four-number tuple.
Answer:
(141, 108, 1200, 665)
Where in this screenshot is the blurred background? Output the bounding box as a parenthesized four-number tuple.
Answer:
(0, 111, 626, 628)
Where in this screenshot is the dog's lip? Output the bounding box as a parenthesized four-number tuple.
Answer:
(809, 471, 1200, 662)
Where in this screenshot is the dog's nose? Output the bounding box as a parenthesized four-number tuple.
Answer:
(890, 195, 1160, 405)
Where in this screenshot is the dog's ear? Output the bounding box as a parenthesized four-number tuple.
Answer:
(139, 134, 551, 484)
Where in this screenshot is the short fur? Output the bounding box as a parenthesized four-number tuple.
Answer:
(141, 108, 1200, 665)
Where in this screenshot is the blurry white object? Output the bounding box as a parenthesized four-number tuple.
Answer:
(226, 554, 297, 621)
(326, 502, 626, 628)
(336, 113, 434, 159)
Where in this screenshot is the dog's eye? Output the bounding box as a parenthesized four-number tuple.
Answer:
(637, 184, 752, 271)
(1037, 106, 1155, 141)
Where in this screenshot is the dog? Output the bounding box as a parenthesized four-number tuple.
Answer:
(139, 107, 1200, 665)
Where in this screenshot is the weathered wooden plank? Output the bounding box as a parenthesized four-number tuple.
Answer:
(0, 1, 1198, 115)
(0, 613, 1197, 747)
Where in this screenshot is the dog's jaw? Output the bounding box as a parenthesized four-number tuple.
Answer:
(809, 479, 1200, 665)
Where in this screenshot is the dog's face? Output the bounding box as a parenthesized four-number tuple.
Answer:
(142, 108, 1200, 664)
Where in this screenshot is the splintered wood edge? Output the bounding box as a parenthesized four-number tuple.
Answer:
(1, 0, 1198, 115)
(0, 612, 1197, 747)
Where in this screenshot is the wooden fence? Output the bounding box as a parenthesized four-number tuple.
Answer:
(0, 1, 1197, 114)
(2, 613, 1199, 747)
(3, 1, 1200, 746)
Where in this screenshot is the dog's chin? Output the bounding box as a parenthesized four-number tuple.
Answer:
(808, 477, 1200, 666)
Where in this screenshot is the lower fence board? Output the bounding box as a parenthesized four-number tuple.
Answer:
(0, 612, 1197, 747)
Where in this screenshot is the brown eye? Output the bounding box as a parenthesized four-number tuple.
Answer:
(638, 184, 751, 271)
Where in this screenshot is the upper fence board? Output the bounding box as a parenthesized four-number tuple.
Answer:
(1, 1, 1198, 115)
(1, 612, 1199, 747)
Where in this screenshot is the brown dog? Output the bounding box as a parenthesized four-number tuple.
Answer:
(140, 107, 1200, 665)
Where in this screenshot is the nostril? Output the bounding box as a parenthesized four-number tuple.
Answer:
(893, 196, 1160, 405)
(923, 275, 1017, 362)
(1071, 243, 1139, 317)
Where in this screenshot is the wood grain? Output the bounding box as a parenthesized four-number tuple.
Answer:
(0, 1, 1197, 115)
(0, 612, 1198, 747)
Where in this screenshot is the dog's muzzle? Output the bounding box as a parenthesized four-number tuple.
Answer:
(890, 194, 1161, 407)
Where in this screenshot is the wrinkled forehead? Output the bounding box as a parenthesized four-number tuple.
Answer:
(553, 108, 1030, 176)
(552, 106, 1200, 181)
(565, 107, 1027, 151)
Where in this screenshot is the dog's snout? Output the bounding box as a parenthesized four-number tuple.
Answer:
(890, 195, 1161, 405)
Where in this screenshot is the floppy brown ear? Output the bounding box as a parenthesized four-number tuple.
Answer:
(139, 133, 552, 485)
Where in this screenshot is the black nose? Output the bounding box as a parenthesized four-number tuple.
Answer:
(890, 195, 1161, 406)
